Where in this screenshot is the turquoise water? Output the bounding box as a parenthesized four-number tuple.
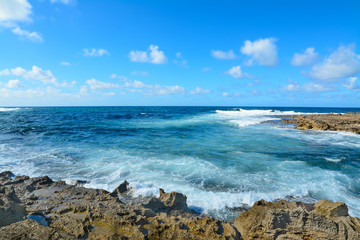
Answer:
(0, 106, 360, 220)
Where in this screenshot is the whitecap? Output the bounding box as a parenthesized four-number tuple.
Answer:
(0, 107, 19, 112)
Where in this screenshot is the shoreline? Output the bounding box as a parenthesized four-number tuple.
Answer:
(1, 171, 360, 239)
(278, 112, 360, 134)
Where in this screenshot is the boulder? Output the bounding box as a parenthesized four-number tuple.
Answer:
(159, 188, 188, 210)
(110, 180, 129, 197)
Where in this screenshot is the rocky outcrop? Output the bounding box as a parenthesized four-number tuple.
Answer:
(1, 171, 360, 239)
(0, 171, 241, 239)
(234, 199, 360, 240)
(280, 112, 360, 134)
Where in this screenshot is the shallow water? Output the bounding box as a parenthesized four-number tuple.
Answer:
(0, 106, 359, 221)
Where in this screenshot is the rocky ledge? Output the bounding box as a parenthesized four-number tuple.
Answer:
(1, 171, 360, 240)
(280, 112, 360, 134)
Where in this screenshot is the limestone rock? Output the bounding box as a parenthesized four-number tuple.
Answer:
(234, 199, 360, 240)
(159, 188, 188, 210)
(0, 187, 27, 226)
(110, 180, 129, 197)
(280, 112, 360, 134)
(0, 219, 63, 240)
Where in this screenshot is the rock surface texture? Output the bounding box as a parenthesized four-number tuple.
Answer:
(1, 171, 360, 239)
(234, 199, 360, 240)
(281, 112, 360, 134)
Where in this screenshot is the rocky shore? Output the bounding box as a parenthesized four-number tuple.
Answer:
(280, 112, 360, 134)
(1, 171, 360, 240)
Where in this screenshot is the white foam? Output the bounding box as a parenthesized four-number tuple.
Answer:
(324, 157, 343, 163)
(0, 107, 19, 112)
(214, 108, 306, 127)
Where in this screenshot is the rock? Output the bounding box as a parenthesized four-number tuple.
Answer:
(0, 187, 27, 226)
(0, 219, 63, 240)
(110, 180, 129, 197)
(1, 171, 359, 240)
(159, 188, 188, 210)
(142, 197, 166, 211)
(280, 112, 360, 134)
(234, 199, 360, 240)
(314, 200, 349, 218)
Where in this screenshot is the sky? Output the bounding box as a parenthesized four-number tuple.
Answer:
(0, 0, 359, 107)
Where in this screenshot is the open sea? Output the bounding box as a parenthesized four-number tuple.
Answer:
(1, 106, 360, 221)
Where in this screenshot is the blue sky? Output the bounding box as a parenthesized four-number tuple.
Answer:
(0, 0, 359, 107)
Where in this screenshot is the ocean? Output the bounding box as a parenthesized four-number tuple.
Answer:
(0, 106, 359, 221)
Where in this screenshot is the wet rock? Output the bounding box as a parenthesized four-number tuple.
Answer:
(110, 180, 129, 197)
(159, 188, 188, 210)
(234, 199, 360, 240)
(0, 171, 14, 184)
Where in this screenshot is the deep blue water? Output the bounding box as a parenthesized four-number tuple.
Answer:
(1, 106, 360, 220)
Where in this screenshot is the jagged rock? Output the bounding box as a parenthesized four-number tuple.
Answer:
(0, 171, 14, 184)
(110, 180, 129, 197)
(1, 171, 359, 240)
(159, 188, 188, 210)
(142, 197, 166, 211)
(234, 199, 360, 240)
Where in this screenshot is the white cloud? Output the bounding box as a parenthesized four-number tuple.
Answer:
(50, 0, 77, 5)
(79, 86, 88, 95)
(146, 85, 185, 95)
(291, 47, 319, 66)
(12, 27, 42, 42)
(110, 74, 128, 81)
(0, 88, 44, 99)
(282, 80, 334, 93)
(303, 82, 334, 92)
(309, 45, 360, 81)
(0, 69, 10, 75)
(55, 80, 76, 88)
(240, 38, 278, 66)
(86, 79, 119, 90)
(129, 45, 167, 64)
(222, 92, 229, 97)
(226, 66, 244, 78)
(83, 48, 109, 57)
(174, 52, 188, 67)
(129, 51, 148, 62)
(211, 50, 236, 60)
(124, 80, 147, 88)
(0, 65, 56, 84)
(0, 1, 44, 43)
(190, 87, 210, 95)
(282, 80, 301, 92)
(343, 77, 360, 90)
(5, 79, 23, 89)
(60, 61, 70, 66)
(0, 0, 32, 22)
(124, 79, 185, 95)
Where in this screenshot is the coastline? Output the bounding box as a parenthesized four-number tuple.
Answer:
(279, 112, 360, 134)
(1, 171, 360, 239)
